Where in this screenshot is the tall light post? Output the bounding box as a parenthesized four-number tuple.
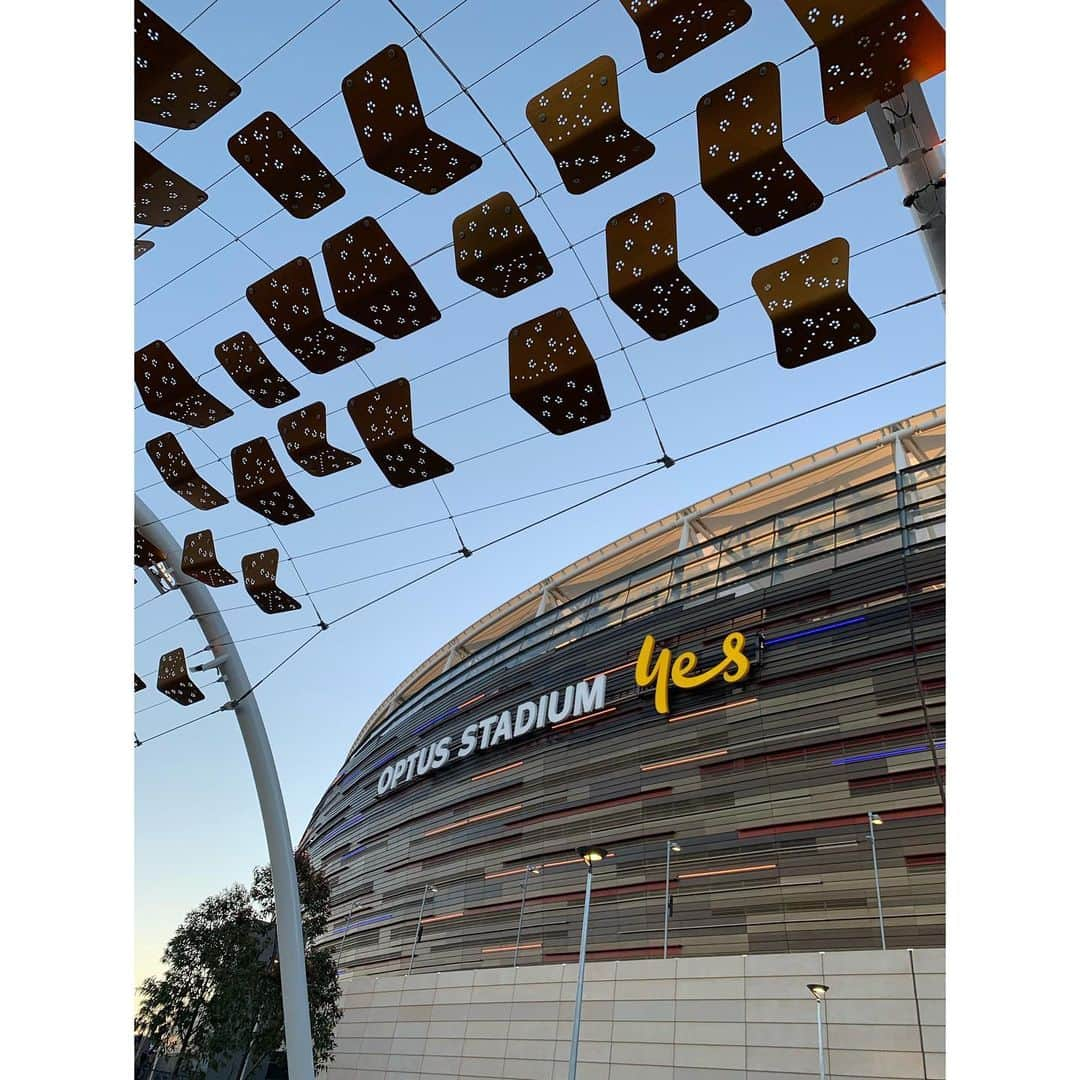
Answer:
(408, 884, 437, 976)
(514, 865, 542, 967)
(807, 983, 830, 1080)
(662, 840, 681, 959)
(867, 811, 886, 949)
(568, 845, 609, 1080)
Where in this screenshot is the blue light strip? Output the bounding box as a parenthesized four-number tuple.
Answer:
(337, 750, 397, 789)
(763, 615, 867, 647)
(334, 911, 392, 934)
(311, 810, 365, 850)
(831, 740, 945, 766)
(413, 703, 461, 737)
(339, 845, 367, 863)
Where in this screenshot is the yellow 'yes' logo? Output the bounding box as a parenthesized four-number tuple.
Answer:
(634, 632, 751, 715)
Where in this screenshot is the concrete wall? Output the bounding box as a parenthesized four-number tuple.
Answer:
(326, 947, 944, 1080)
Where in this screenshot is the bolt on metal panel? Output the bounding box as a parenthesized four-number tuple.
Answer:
(156, 647, 205, 706)
(526, 56, 655, 195)
(784, 1, 945, 124)
(277, 402, 361, 478)
(135, 340, 234, 428)
(697, 63, 823, 235)
(342, 44, 482, 195)
(181, 529, 238, 587)
(247, 257, 374, 374)
(145, 433, 228, 510)
(508, 309, 611, 435)
(135, 144, 207, 228)
(322, 217, 441, 339)
(228, 111, 345, 219)
(231, 438, 314, 525)
(135, 1, 240, 130)
(619, 0, 752, 73)
(215, 332, 300, 409)
(751, 237, 876, 368)
(606, 193, 718, 341)
(242, 549, 302, 615)
(346, 378, 454, 489)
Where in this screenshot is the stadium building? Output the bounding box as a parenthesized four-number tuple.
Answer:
(305, 408, 946, 1079)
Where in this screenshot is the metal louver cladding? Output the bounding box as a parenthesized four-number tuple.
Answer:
(346, 379, 454, 489)
(246, 256, 374, 374)
(783, 0, 946, 124)
(341, 44, 482, 195)
(230, 438, 314, 525)
(606, 193, 718, 341)
(135, 340, 233, 428)
(697, 64, 823, 235)
(751, 237, 876, 368)
(242, 549, 302, 615)
(508, 309, 611, 435)
(526, 55, 654, 195)
(618, 0, 752, 73)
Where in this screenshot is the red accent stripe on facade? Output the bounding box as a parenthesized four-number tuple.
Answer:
(736, 803, 944, 839)
(905, 852, 945, 868)
(543, 945, 682, 962)
(849, 766, 944, 791)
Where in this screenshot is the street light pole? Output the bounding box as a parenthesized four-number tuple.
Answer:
(568, 846, 608, 1080)
(514, 866, 540, 967)
(867, 811, 886, 949)
(662, 840, 680, 959)
(807, 984, 830, 1080)
(408, 884, 435, 976)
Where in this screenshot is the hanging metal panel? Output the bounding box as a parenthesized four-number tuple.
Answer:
(619, 0, 752, 73)
(231, 437, 315, 525)
(215, 332, 300, 409)
(277, 402, 361, 478)
(181, 529, 238, 587)
(135, 144, 207, 227)
(242, 549, 303, 614)
(145, 433, 228, 510)
(157, 647, 205, 706)
(136, 340, 234, 428)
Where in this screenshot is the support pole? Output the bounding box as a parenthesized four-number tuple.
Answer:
(408, 884, 431, 976)
(867, 812, 887, 949)
(867, 80, 946, 297)
(567, 863, 594, 1080)
(513, 867, 538, 968)
(816, 997, 827, 1080)
(134, 498, 315, 1080)
(662, 840, 674, 959)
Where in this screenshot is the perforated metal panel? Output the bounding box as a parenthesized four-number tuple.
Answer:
(215, 332, 300, 409)
(135, 144, 207, 228)
(135, 673, 146, 693)
(342, 44, 482, 194)
(231, 437, 314, 525)
(277, 402, 361, 478)
(134, 1, 240, 129)
(346, 379, 454, 489)
(452, 192, 553, 299)
(228, 111, 345, 219)
(135, 340, 234, 428)
(607, 193, 718, 341)
(783, 1, 946, 124)
(247, 257, 374, 373)
(145, 433, 228, 510)
(322, 217, 440, 339)
(526, 56, 654, 195)
(134, 528, 167, 569)
(751, 237, 876, 368)
(181, 529, 237, 587)
(242, 549, 302, 614)
(135, 240, 155, 260)
(508, 309, 611, 435)
(619, 0, 752, 72)
(157, 647, 205, 706)
(697, 64, 823, 235)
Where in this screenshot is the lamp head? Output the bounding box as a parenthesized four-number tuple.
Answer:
(576, 844, 610, 865)
(869, 811, 884, 826)
(670, 842, 682, 853)
(528, 865, 542, 875)
(807, 983, 829, 1001)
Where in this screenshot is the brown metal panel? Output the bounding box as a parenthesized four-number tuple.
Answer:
(145, 433, 228, 510)
(180, 529, 237, 587)
(697, 64, 823, 235)
(783, 1, 946, 124)
(227, 111, 345, 219)
(135, 673, 146, 693)
(619, 0, 752, 73)
(277, 402, 361, 478)
(341, 44, 482, 195)
(135, 340, 234, 428)
(751, 237, 876, 368)
(135, 239, 154, 259)
(606, 193, 718, 341)
(346, 378, 453, 489)
(526, 56, 654, 195)
(135, 144, 207, 228)
(322, 217, 440, 339)
(134, 528, 167, 569)
(508, 309, 611, 436)
(214, 332, 299, 409)
(452, 192, 553, 299)
(156, 647, 205, 706)
(231, 437, 314, 525)
(242, 549, 302, 614)
(247, 256, 374, 374)
(134, 1, 240, 130)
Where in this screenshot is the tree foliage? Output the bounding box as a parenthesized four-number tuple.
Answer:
(136, 853, 342, 1078)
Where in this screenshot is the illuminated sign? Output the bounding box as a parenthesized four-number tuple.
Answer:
(377, 675, 607, 796)
(635, 631, 752, 715)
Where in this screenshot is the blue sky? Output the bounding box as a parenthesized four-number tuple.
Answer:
(135, 0, 945, 986)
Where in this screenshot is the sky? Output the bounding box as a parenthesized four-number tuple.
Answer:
(134, 0, 946, 989)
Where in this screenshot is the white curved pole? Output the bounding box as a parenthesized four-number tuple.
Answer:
(135, 497, 315, 1080)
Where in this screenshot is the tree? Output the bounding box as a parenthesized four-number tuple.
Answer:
(136, 854, 342, 1079)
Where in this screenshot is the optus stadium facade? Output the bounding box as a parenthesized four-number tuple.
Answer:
(303, 409, 945, 978)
